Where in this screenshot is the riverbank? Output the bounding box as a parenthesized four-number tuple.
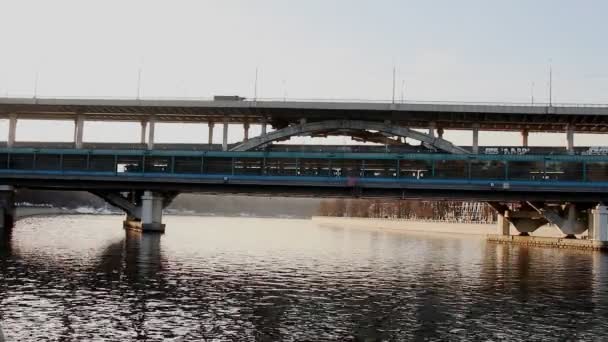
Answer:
(311, 216, 578, 238)
(15, 206, 119, 221)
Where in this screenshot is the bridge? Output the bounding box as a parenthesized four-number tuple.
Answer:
(0, 97, 607, 242)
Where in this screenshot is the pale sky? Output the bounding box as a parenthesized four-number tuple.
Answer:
(0, 0, 607, 146)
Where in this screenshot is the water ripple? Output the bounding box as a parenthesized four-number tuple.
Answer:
(0, 216, 607, 341)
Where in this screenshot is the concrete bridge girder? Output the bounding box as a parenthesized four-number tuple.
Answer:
(230, 120, 471, 154)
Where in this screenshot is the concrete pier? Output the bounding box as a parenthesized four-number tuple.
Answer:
(0, 186, 15, 235)
(140, 191, 165, 232)
(496, 214, 510, 235)
(590, 205, 608, 241)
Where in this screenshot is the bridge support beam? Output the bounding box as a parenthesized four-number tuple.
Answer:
(436, 127, 444, 139)
(140, 191, 165, 232)
(0, 186, 15, 235)
(590, 205, 608, 241)
(222, 117, 229, 151)
(521, 129, 529, 147)
(506, 210, 547, 236)
(428, 122, 436, 138)
(7, 114, 17, 148)
(491, 202, 592, 238)
(140, 121, 147, 145)
(488, 202, 547, 236)
(566, 125, 574, 154)
(208, 122, 214, 145)
(92, 190, 177, 233)
(497, 213, 511, 236)
(243, 122, 250, 141)
(147, 117, 156, 150)
(261, 118, 267, 135)
(472, 124, 479, 154)
(74, 115, 85, 149)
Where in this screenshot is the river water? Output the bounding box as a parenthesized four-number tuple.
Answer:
(1, 215, 608, 341)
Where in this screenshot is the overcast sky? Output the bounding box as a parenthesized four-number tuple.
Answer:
(0, 0, 606, 146)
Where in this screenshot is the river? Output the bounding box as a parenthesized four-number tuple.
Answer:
(1, 215, 607, 341)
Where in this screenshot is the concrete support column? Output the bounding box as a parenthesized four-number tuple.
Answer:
(428, 122, 436, 138)
(208, 122, 214, 145)
(140, 121, 147, 145)
(261, 117, 267, 135)
(7, 114, 17, 148)
(0, 185, 15, 234)
(497, 213, 510, 236)
(591, 205, 608, 241)
(222, 117, 229, 151)
(521, 129, 529, 147)
(147, 116, 156, 150)
(74, 115, 85, 149)
(436, 127, 444, 139)
(566, 125, 574, 154)
(243, 122, 250, 141)
(141, 191, 165, 233)
(472, 124, 480, 154)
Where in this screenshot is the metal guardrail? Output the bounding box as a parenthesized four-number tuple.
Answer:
(1, 95, 608, 108)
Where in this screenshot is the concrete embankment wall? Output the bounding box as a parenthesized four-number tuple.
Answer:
(312, 216, 571, 238)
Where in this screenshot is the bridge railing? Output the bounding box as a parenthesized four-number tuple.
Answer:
(0, 149, 607, 185)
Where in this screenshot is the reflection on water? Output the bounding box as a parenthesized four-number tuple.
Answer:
(1, 215, 608, 341)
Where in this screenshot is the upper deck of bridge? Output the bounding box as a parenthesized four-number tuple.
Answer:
(1, 97, 608, 133)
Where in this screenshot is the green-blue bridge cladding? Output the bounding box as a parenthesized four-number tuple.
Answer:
(0, 148, 607, 187)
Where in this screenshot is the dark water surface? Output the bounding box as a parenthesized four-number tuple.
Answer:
(1, 215, 608, 341)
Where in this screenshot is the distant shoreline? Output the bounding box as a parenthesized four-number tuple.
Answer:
(312, 216, 571, 238)
(14, 207, 309, 221)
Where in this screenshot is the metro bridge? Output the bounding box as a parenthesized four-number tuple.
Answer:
(0, 97, 606, 242)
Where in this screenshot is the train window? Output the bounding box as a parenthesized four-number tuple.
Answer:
(35, 154, 62, 171)
(399, 160, 431, 179)
(116, 156, 143, 173)
(9, 153, 35, 170)
(265, 158, 298, 176)
(63, 154, 88, 171)
(544, 161, 583, 181)
(145, 156, 171, 173)
(234, 158, 264, 175)
(298, 159, 331, 177)
(586, 162, 608, 182)
(508, 161, 544, 181)
(174, 157, 201, 174)
(433, 160, 468, 179)
(89, 155, 115, 172)
(470, 160, 505, 180)
(363, 159, 397, 178)
(204, 157, 232, 175)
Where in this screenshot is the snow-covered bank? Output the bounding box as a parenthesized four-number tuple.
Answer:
(15, 206, 117, 220)
(312, 217, 570, 238)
